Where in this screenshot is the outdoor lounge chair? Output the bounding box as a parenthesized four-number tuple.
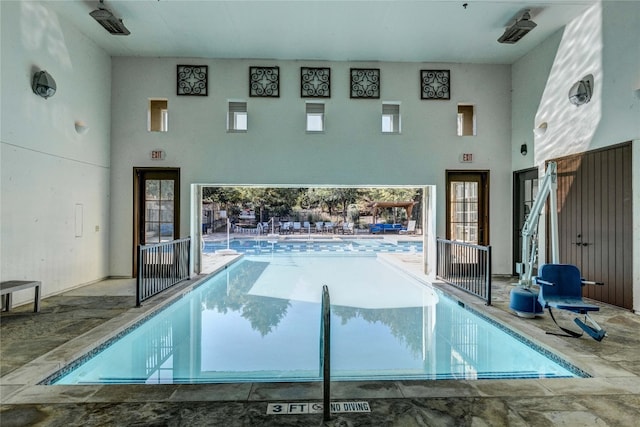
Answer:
(535, 263, 606, 341)
(293, 222, 302, 233)
(280, 222, 291, 234)
(341, 222, 354, 234)
(399, 220, 416, 235)
(315, 222, 324, 233)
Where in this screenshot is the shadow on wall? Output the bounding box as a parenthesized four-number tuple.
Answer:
(534, 2, 603, 168)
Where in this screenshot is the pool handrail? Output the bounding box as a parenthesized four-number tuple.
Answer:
(436, 238, 492, 305)
(320, 284, 331, 421)
(136, 237, 191, 307)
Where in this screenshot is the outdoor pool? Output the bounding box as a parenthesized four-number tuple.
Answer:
(50, 252, 583, 385)
(203, 238, 422, 256)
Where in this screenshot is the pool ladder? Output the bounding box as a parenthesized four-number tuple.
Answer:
(320, 284, 331, 421)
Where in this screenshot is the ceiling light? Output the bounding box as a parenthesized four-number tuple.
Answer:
(498, 10, 537, 44)
(90, 2, 130, 36)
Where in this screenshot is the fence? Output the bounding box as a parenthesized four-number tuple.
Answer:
(136, 237, 191, 306)
(436, 238, 492, 305)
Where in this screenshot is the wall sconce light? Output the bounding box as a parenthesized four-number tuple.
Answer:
(568, 74, 593, 106)
(533, 122, 548, 137)
(74, 121, 89, 135)
(32, 70, 57, 99)
(520, 144, 528, 156)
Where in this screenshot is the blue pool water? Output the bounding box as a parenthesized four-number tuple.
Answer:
(203, 238, 422, 256)
(51, 250, 582, 384)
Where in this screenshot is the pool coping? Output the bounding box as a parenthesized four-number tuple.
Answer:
(2, 253, 638, 405)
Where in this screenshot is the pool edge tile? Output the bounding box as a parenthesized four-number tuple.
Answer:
(171, 383, 253, 401)
(248, 382, 323, 401)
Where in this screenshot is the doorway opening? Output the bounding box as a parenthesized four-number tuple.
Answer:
(190, 185, 436, 277)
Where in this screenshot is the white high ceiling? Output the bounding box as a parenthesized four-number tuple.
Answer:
(45, 0, 597, 64)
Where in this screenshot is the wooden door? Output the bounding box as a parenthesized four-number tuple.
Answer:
(554, 142, 632, 309)
(446, 171, 489, 245)
(133, 168, 180, 277)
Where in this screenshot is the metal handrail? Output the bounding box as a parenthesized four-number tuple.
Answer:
(436, 238, 492, 305)
(320, 284, 331, 421)
(136, 237, 191, 306)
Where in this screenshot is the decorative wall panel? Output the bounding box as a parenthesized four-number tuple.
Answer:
(421, 70, 450, 100)
(350, 68, 380, 99)
(301, 67, 331, 98)
(249, 66, 280, 97)
(177, 65, 208, 96)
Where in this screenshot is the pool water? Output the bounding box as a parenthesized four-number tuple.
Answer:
(52, 255, 580, 384)
(203, 238, 422, 256)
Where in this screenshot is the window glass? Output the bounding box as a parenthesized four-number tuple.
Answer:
(306, 102, 324, 132)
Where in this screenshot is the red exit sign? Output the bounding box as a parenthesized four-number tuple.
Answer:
(150, 149, 165, 160)
(460, 153, 473, 163)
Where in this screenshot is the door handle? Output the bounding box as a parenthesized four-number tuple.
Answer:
(572, 234, 591, 247)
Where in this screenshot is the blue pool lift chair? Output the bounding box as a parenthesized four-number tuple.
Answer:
(535, 263, 606, 341)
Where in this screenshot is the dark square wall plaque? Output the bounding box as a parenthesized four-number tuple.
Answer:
(177, 65, 208, 96)
(421, 70, 450, 100)
(350, 68, 380, 99)
(249, 66, 280, 97)
(301, 67, 331, 98)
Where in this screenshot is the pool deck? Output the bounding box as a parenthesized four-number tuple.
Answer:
(1, 242, 639, 426)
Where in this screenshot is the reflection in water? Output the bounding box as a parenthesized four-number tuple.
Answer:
(54, 258, 576, 384)
(202, 260, 291, 336)
(333, 305, 426, 358)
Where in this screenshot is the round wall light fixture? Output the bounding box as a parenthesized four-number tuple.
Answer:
(74, 121, 90, 135)
(568, 74, 593, 106)
(533, 122, 548, 137)
(32, 70, 57, 99)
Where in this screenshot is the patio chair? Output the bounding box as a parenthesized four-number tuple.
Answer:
(315, 222, 324, 233)
(280, 222, 291, 234)
(324, 222, 334, 233)
(293, 222, 302, 233)
(535, 263, 606, 341)
(342, 222, 354, 234)
(399, 220, 416, 235)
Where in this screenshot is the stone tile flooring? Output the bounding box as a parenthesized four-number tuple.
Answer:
(2, 252, 640, 426)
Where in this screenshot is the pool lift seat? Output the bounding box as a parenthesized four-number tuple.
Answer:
(535, 263, 606, 341)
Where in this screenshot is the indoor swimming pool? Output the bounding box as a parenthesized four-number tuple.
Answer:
(50, 253, 583, 385)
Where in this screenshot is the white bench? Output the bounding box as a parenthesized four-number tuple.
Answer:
(1, 280, 41, 312)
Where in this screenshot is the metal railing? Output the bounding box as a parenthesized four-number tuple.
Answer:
(136, 237, 191, 306)
(436, 238, 492, 305)
(320, 284, 331, 422)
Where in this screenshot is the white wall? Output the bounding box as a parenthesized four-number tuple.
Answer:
(511, 1, 640, 312)
(1, 1, 111, 305)
(511, 30, 563, 171)
(110, 59, 513, 276)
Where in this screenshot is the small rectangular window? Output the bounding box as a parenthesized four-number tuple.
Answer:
(457, 104, 476, 136)
(148, 99, 168, 132)
(382, 103, 400, 133)
(306, 102, 324, 132)
(228, 101, 247, 132)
